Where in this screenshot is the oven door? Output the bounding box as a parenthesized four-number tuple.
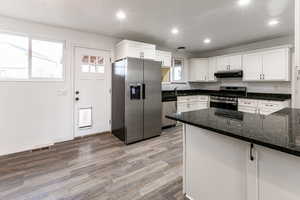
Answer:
(210, 101, 238, 111)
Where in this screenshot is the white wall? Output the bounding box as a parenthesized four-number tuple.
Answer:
(193, 36, 294, 58)
(293, 0, 300, 108)
(163, 37, 294, 94)
(0, 16, 119, 156)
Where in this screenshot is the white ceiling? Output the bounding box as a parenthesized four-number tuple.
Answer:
(0, 0, 294, 53)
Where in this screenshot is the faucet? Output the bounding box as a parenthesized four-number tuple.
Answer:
(174, 87, 178, 96)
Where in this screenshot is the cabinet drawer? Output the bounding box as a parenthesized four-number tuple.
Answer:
(189, 95, 209, 102)
(259, 108, 278, 115)
(177, 103, 190, 113)
(190, 102, 208, 111)
(177, 96, 190, 103)
(178, 95, 209, 103)
(258, 100, 281, 109)
(177, 102, 208, 113)
(238, 99, 258, 107)
(238, 106, 257, 114)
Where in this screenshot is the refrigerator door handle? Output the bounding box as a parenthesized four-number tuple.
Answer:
(136, 83, 143, 100)
(142, 84, 146, 99)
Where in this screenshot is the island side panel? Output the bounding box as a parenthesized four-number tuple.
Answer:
(183, 124, 186, 195)
(256, 146, 300, 200)
(185, 124, 247, 200)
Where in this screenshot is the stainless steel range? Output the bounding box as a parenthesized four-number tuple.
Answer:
(210, 86, 247, 111)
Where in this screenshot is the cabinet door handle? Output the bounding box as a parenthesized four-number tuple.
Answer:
(140, 52, 144, 58)
(250, 143, 254, 161)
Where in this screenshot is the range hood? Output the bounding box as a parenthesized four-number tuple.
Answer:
(214, 70, 243, 78)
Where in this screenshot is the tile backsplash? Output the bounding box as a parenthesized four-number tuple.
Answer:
(162, 78, 291, 94)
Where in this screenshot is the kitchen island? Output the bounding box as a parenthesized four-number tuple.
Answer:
(167, 108, 300, 200)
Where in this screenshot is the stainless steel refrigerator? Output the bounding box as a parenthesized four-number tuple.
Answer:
(112, 57, 162, 144)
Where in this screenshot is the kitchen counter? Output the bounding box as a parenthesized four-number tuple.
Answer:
(167, 108, 300, 157)
(162, 89, 291, 102)
(167, 108, 300, 200)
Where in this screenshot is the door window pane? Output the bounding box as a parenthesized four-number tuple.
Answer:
(31, 39, 64, 78)
(0, 33, 29, 79)
(81, 55, 105, 74)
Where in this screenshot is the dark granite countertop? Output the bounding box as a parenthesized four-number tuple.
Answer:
(162, 89, 291, 102)
(167, 108, 300, 157)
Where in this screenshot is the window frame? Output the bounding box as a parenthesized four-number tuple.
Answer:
(171, 57, 185, 83)
(0, 31, 66, 82)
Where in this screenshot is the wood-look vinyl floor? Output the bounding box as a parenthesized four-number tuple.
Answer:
(0, 127, 186, 200)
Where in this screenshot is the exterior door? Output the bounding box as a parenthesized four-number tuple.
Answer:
(143, 59, 162, 139)
(74, 47, 110, 137)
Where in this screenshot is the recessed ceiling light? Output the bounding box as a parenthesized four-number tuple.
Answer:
(268, 19, 280, 27)
(237, 0, 251, 6)
(116, 10, 126, 20)
(171, 28, 179, 35)
(204, 38, 211, 44)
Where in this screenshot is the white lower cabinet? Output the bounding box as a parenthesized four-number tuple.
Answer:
(248, 146, 300, 200)
(185, 125, 248, 200)
(184, 125, 300, 200)
(177, 96, 209, 113)
(238, 99, 290, 115)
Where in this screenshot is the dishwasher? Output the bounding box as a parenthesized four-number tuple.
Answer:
(162, 96, 177, 129)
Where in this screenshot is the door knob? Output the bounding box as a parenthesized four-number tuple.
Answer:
(75, 97, 80, 101)
(75, 91, 80, 95)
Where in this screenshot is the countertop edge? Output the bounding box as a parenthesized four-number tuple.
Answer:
(162, 90, 291, 101)
(166, 115, 300, 158)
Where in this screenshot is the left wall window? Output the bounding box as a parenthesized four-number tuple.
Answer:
(0, 33, 64, 80)
(0, 33, 29, 79)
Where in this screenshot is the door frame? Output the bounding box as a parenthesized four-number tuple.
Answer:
(71, 43, 112, 138)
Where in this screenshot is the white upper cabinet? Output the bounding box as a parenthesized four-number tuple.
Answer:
(217, 55, 242, 71)
(189, 58, 209, 82)
(217, 56, 229, 71)
(229, 55, 243, 70)
(155, 50, 172, 67)
(243, 52, 263, 81)
(262, 49, 290, 81)
(208, 57, 217, 81)
(243, 48, 290, 81)
(115, 40, 156, 60)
